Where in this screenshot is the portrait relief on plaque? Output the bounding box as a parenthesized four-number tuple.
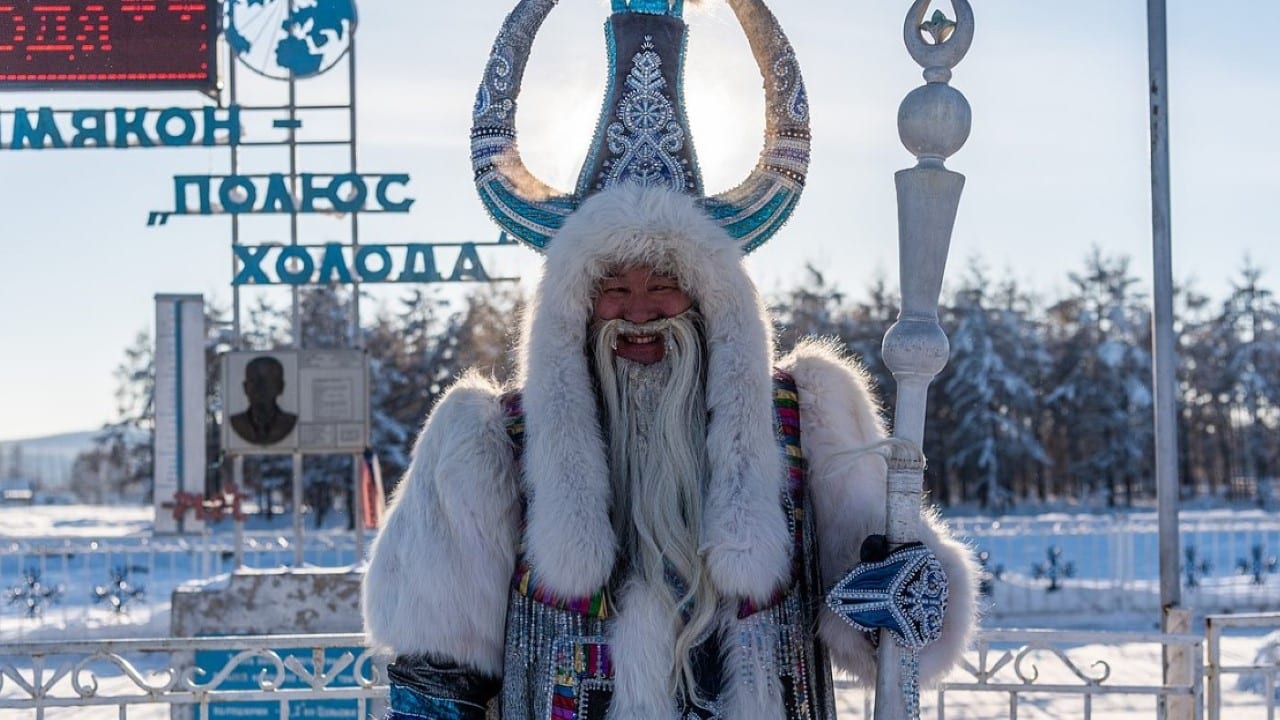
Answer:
(227, 354, 299, 448)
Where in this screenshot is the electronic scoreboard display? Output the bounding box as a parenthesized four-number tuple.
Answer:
(0, 2, 217, 93)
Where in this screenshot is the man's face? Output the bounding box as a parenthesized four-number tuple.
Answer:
(592, 265, 693, 365)
(243, 361, 284, 405)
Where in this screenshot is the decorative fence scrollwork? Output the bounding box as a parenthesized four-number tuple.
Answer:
(5, 624, 1278, 718)
(934, 629, 1202, 719)
(0, 633, 389, 717)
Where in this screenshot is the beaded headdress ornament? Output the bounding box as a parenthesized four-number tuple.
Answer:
(471, 0, 810, 253)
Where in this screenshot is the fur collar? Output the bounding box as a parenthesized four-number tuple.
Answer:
(517, 185, 793, 605)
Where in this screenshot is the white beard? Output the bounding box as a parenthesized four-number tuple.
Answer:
(591, 310, 720, 704)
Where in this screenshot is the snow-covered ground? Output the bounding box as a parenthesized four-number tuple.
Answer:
(2, 503, 364, 644)
(1, 503, 153, 538)
(1, 504, 1277, 719)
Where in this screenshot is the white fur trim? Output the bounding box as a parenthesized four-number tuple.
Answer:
(781, 339, 979, 685)
(361, 372, 520, 676)
(521, 185, 792, 602)
(605, 578, 680, 719)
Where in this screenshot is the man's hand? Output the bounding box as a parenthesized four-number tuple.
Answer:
(825, 534, 949, 650)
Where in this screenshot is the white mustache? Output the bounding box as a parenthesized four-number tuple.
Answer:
(598, 317, 678, 351)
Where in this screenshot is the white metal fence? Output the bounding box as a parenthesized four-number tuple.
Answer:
(1206, 613, 1280, 720)
(934, 629, 1203, 720)
(2, 619, 1276, 719)
(1, 531, 367, 640)
(2, 530, 364, 578)
(0, 633, 387, 720)
(3, 511, 1278, 633)
(952, 511, 1280, 618)
(834, 617, 1276, 719)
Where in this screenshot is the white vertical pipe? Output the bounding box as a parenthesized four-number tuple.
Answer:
(348, 33, 366, 562)
(292, 451, 304, 568)
(287, 0, 305, 569)
(233, 454, 245, 569)
(1147, 0, 1181, 616)
(1147, 2, 1191, 718)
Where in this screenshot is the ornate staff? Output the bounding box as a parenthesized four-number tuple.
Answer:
(876, 1, 973, 717)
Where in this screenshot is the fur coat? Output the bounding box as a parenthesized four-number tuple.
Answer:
(362, 185, 978, 716)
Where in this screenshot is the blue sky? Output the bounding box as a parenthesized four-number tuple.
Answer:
(1, 0, 1277, 441)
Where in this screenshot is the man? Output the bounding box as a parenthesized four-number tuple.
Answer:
(364, 1, 976, 717)
(363, 185, 978, 720)
(229, 355, 297, 446)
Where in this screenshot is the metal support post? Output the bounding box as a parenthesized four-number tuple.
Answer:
(233, 454, 245, 569)
(293, 451, 305, 568)
(287, 45, 305, 570)
(348, 34, 366, 562)
(1147, 2, 1190, 718)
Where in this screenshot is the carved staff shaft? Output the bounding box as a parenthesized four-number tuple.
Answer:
(875, 2, 972, 717)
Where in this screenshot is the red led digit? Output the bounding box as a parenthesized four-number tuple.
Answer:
(0, 0, 215, 91)
(0, 7, 17, 53)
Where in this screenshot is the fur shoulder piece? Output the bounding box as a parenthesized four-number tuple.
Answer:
(777, 338, 887, 447)
(361, 371, 522, 676)
(779, 338, 979, 685)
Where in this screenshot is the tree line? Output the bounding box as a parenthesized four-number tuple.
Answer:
(81, 247, 1278, 514)
(773, 249, 1279, 510)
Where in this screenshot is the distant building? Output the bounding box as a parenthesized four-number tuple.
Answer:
(0, 477, 35, 505)
(1, 435, 95, 493)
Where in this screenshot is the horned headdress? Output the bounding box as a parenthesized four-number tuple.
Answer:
(471, 0, 811, 253)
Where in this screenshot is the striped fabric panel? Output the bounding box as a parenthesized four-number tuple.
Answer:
(501, 391, 611, 620)
(737, 370, 807, 618)
(513, 555, 612, 619)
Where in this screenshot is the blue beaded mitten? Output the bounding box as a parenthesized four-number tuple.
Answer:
(825, 534, 949, 651)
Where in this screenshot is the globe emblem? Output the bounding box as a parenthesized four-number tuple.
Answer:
(225, 0, 357, 80)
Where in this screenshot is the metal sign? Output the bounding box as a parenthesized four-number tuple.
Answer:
(0, 105, 241, 150)
(225, 0, 357, 81)
(232, 241, 517, 286)
(0, 2, 218, 94)
(149, 171, 413, 224)
(222, 350, 368, 456)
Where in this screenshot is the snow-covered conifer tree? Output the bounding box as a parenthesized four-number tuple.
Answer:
(941, 262, 1049, 509)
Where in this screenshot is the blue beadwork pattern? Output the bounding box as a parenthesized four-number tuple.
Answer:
(477, 178, 577, 250)
(702, 3, 811, 253)
(471, 0, 576, 250)
(825, 543, 948, 651)
(594, 36, 692, 194)
(769, 38, 808, 125)
(613, 0, 680, 16)
(700, 182, 801, 254)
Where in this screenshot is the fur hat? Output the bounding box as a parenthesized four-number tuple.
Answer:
(516, 184, 794, 605)
(471, 0, 810, 250)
